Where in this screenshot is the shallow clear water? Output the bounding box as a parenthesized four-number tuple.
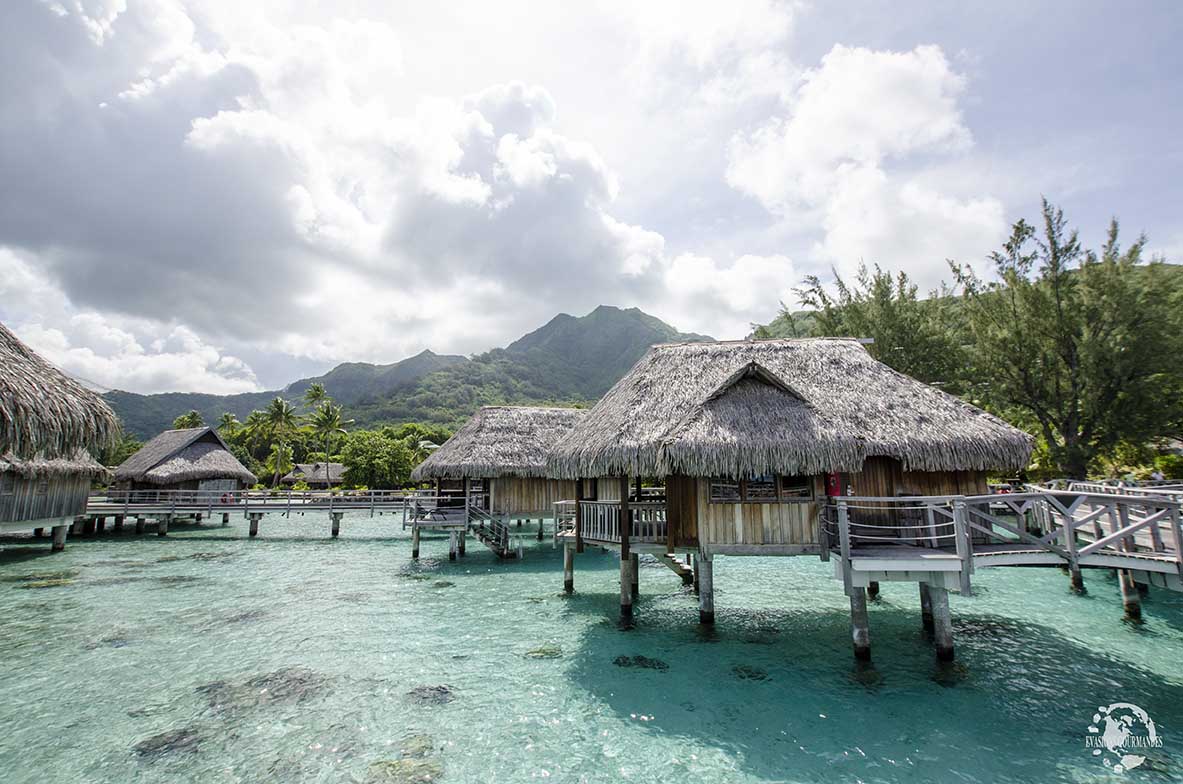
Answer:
(0, 512, 1180, 783)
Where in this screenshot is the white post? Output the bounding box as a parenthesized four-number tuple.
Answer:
(698, 552, 714, 624)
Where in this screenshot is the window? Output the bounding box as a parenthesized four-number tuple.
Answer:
(779, 475, 813, 500)
(709, 479, 740, 502)
(708, 475, 815, 503)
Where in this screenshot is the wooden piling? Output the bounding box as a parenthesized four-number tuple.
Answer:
(331, 513, 341, 538)
(563, 544, 575, 593)
(850, 587, 871, 661)
(537, 519, 544, 541)
(411, 525, 420, 559)
(96, 517, 106, 535)
(919, 582, 935, 633)
(449, 531, 457, 561)
(157, 516, 170, 537)
(70, 520, 82, 535)
(619, 475, 632, 621)
(221, 512, 230, 526)
(698, 553, 715, 624)
(630, 553, 640, 599)
(113, 515, 124, 533)
(867, 580, 880, 600)
(135, 517, 145, 535)
(929, 586, 954, 661)
(1069, 566, 1085, 593)
(51, 525, 68, 552)
(248, 514, 260, 537)
(692, 553, 700, 595)
(458, 529, 466, 557)
(83, 518, 96, 536)
(1119, 570, 1142, 621)
(33, 527, 44, 538)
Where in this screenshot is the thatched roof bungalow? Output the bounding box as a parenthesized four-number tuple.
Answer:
(549, 338, 1033, 555)
(412, 406, 585, 517)
(113, 427, 255, 494)
(1, 322, 117, 544)
(282, 462, 345, 489)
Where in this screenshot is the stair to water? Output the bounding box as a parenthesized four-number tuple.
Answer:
(659, 553, 694, 585)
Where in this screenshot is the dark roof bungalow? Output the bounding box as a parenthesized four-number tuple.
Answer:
(113, 427, 256, 491)
(282, 462, 345, 488)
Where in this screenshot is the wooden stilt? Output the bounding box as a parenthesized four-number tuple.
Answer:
(221, 512, 230, 526)
(919, 582, 935, 633)
(630, 553, 640, 598)
(1119, 570, 1142, 621)
(51, 525, 68, 552)
(411, 525, 420, 559)
(83, 518, 96, 536)
(331, 513, 341, 538)
(563, 544, 575, 594)
(113, 515, 124, 533)
(929, 586, 954, 661)
(537, 519, 544, 541)
(135, 517, 145, 535)
(195, 513, 203, 523)
(70, 520, 82, 535)
(157, 516, 170, 537)
(33, 527, 44, 538)
(96, 517, 106, 535)
(458, 529, 466, 557)
(449, 531, 457, 561)
(1069, 566, 1085, 593)
(850, 587, 871, 661)
(691, 553, 700, 595)
(619, 552, 633, 620)
(248, 514, 260, 537)
(867, 581, 880, 600)
(698, 552, 715, 624)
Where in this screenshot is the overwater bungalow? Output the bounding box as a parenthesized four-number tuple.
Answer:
(112, 426, 256, 498)
(0, 322, 118, 550)
(281, 462, 345, 489)
(549, 338, 1033, 660)
(409, 406, 584, 557)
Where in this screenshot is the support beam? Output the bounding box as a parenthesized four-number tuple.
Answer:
(135, 517, 146, 535)
(331, 513, 342, 538)
(411, 525, 420, 559)
(51, 525, 68, 552)
(919, 582, 935, 634)
(619, 475, 632, 621)
(157, 516, 170, 537)
(449, 531, 458, 561)
(70, 520, 82, 535)
(698, 552, 714, 624)
(1069, 565, 1085, 594)
(221, 512, 230, 526)
(867, 581, 880, 600)
(563, 544, 575, 594)
(248, 515, 260, 538)
(537, 519, 544, 541)
(458, 529, 466, 557)
(1119, 570, 1142, 622)
(83, 518, 96, 536)
(929, 586, 954, 661)
(95, 517, 106, 535)
(33, 527, 44, 538)
(692, 553, 700, 595)
(113, 515, 124, 534)
(850, 587, 871, 661)
(630, 553, 640, 599)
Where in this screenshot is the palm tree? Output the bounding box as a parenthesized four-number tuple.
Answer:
(263, 397, 301, 486)
(172, 410, 204, 429)
(265, 441, 294, 487)
(303, 383, 329, 410)
(309, 401, 354, 465)
(217, 412, 241, 438)
(241, 410, 269, 456)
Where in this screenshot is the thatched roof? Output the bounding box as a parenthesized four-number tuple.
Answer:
(548, 339, 1034, 479)
(113, 427, 256, 486)
(0, 321, 118, 462)
(0, 450, 109, 480)
(282, 462, 345, 485)
(412, 406, 586, 480)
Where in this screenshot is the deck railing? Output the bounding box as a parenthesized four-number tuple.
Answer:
(578, 500, 667, 544)
(89, 488, 410, 518)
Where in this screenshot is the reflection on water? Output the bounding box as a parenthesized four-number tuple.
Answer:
(1, 515, 1182, 783)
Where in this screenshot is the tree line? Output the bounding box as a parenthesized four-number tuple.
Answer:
(755, 199, 1183, 479)
(105, 383, 451, 489)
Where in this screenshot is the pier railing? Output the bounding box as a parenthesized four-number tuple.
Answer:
(822, 490, 1183, 594)
(553, 500, 577, 542)
(89, 488, 410, 518)
(578, 500, 667, 544)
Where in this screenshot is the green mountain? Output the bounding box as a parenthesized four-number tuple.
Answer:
(104, 306, 712, 438)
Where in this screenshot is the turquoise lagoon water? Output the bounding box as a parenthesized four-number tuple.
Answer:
(0, 512, 1180, 783)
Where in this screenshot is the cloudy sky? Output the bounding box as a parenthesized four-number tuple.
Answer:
(2, 1, 1180, 394)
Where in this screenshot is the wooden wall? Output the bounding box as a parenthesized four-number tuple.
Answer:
(848, 457, 987, 497)
(491, 477, 578, 517)
(669, 475, 823, 548)
(595, 478, 622, 502)
(0, 471, 90, 524)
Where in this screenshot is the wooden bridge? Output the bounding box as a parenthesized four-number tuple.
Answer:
(403, 495, 553, 560)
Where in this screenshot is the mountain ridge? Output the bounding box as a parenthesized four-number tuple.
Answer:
(105, 306, 712, 438)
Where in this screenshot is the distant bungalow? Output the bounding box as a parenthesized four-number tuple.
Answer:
(410, 406, 584, 556)
(113, 426, 256, 495)
(0, 322, 118, 550)
(282, 462, 345, 489)
(549, 338, 1033, 658)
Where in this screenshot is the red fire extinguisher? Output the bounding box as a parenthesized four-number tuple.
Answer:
(825, 472, 842, 497)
